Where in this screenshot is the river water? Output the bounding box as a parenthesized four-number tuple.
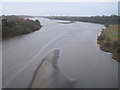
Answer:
(2, 18, 118, 88)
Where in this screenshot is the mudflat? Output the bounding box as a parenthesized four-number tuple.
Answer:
(32, 49, 76, 88)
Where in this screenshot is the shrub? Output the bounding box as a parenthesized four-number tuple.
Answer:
(2, 16, 42, 39)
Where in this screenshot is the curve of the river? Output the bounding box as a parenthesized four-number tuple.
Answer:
(2, 18, 118, 88)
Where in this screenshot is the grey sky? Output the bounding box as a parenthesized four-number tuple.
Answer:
(2, 2, 118, 16)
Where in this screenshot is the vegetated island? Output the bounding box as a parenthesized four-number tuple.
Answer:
(45, 15, 120, 62)
(2, 15, 42, 39)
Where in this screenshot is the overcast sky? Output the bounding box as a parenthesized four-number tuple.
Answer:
(1, 0, 120, 2)
(1, 2, 119, 16)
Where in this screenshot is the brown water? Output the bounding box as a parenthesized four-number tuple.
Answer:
(2, 18, 118, 88)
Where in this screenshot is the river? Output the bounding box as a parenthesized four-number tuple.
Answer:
(2, 18, 118, 88)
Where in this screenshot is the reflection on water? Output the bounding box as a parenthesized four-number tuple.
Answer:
(2, 18, 118, 88)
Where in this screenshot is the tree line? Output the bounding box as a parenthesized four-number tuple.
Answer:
(45, 15, 119, 24)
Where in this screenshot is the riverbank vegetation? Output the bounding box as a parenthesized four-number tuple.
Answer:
(2, 15, 42, 39)
(97, 25, 120, 62)
(45, 15, 119, 24)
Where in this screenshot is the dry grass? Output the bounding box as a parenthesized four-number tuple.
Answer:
(103, 25, 118, 41)
(97, 24, 120, 62)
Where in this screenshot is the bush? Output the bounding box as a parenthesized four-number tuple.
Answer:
(2, 16, 42, 39)
(97, 35, 105, 41)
